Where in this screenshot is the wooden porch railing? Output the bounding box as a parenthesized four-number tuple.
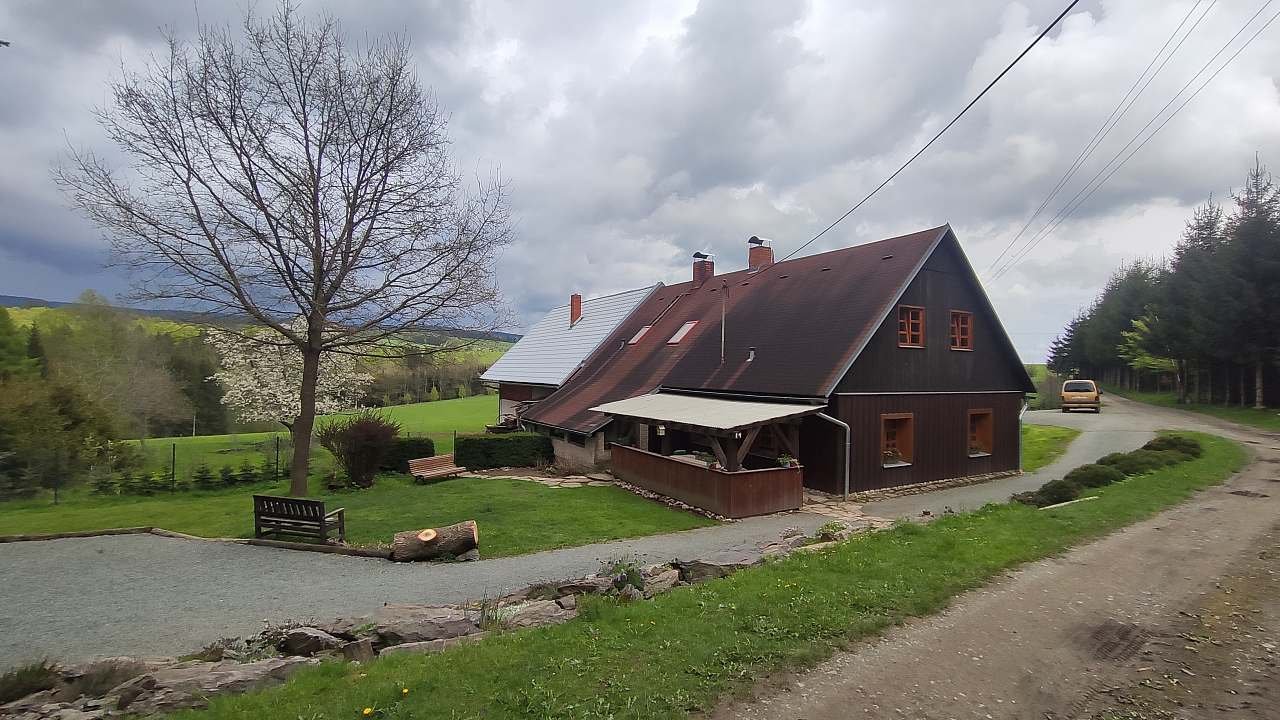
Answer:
(610, 445, 802, 518)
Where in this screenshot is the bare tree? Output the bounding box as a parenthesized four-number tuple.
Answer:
(58, 3, 512, 495)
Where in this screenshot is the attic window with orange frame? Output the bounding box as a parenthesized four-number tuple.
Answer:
(949, 311, 973, 350)
(897, 306, 924, 348)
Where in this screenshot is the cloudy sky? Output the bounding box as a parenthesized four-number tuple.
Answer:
(2, 0, 1279, 361)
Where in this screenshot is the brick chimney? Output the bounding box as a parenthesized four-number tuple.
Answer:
(747, 236, 774, 270)
(692, 252, 715, 288)
(569, 293, 582, 326)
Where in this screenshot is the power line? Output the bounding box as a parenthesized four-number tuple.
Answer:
(774, 0, 1081, 264)
(985, 0, 1215, 274)
(991, 0, 1279, 281)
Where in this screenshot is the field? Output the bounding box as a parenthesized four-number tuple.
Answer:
(0, 474, 714, 557)
(136, 395, 498, 477)
(1105, 387, 1280, 432)
(172, 432, 1246, 720)
(1022, 424, 1079, 472)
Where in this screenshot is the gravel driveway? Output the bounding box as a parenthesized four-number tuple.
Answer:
(0, 510, 826, 668)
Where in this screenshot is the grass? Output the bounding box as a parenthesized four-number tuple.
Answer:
(171, 431, 1245, 720)
(135, 395, 499, 476)
(1106, 386, 1280, 432)
(1022, 424, 1080, 472)
(1024, 363, 1049, 384)
(0, 473, 714, 557)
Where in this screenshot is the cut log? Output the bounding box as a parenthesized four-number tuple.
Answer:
(390, 521, 479, 562)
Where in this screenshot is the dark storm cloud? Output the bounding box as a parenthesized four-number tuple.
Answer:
(2, 0, 1279, 362)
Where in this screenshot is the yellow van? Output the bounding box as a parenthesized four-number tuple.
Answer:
(1060, 379, 1101, 413)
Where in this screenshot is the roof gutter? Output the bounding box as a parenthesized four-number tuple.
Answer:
(815, 412, 851, 500)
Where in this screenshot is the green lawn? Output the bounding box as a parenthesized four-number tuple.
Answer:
(1021, 424, 1080, 472)
(173, 431, 1245, 720)
(0, 473, 713, 557)
(1106, 387, 1280, 432)
(136, 395, 498, 477)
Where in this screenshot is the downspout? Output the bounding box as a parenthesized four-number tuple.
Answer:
(1018, 397, 1029, 472)
(815, 412, 851, 500)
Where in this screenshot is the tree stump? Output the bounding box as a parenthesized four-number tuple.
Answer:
(390, 521, 479, 562)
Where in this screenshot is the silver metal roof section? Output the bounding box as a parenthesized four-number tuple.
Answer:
(481, 284, 659, 387)
(590, 392, 823, 432)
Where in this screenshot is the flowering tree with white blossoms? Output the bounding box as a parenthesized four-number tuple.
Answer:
(206, 325, 373, 433)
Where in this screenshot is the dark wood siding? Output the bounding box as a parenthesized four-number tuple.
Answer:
(837, 240, 1029, 393)
(834, 392, 1022, 492)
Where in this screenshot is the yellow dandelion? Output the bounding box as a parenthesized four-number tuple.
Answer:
(402, 688, 410, 695)
(363, 708, 374, 716)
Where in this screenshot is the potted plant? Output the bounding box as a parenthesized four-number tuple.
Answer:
(777, 453, 796, 468)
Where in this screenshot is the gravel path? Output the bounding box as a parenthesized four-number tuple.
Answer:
(0, 510, 826, 667)
(717, 406, 1280, 720)
(860, 393, 1244, 518)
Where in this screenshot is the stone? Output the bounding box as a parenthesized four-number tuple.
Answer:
(339, 639, 375, 662)
(643, 568, 681, 598)
(278, 627, 343, 656)
(556, 576, 613, 596)
(503, 600, 577, 628)
(585, 472, 613, 481)
(676, 549, 763, 583)
(327, 604, 480, 647)
(793, 540, 839, 554)
(368, 605, 481, 646)
(104, 657, 314, 715)
(1, 690, 59, 715)
(619, 585, 644, 602)
(555, 594, 577, 610)
(378, 633, 487, 656)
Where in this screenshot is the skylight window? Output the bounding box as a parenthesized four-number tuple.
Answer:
(628, 325, 652, 344)
(667, 321, 698, 344)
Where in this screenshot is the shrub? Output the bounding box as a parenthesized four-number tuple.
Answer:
(1013, 477, 1081, 508)
(454, 432, 553, 470)
(1063, 463, 1125, 489)
(380, 436, 437, 473)
(144, 472, 171, 494)
(236, 460, 259, 486)
(1143, 434, 1203, 458)
(317, 410, 401, 489)
(0, 660, 60, 704)
(219, 465, 236, 487)
(259, 459, 278, 481)
(90, 473, 117, 496)
(1096, 452, 1128, 466)
(192, 464, 218, 490)
(1110, 449, 1186, 477)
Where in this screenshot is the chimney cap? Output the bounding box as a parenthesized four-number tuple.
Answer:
(692, 251, 714, 260)
(747, 235, 771, 246)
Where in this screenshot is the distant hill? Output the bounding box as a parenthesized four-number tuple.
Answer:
(1, 294, 521, 343)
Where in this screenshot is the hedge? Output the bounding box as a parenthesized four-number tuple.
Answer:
(380, 436, 437, 473)
(1143, 435, 1203, 458)
(1063, 463, 1124, 489)
(454, 432, 554, 469)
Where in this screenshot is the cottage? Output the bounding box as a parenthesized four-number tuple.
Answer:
(513, 225, 1033, 516)
(479, 285, 656, 464)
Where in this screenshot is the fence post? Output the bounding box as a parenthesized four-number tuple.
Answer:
(275, 436, 281, 479)
(171, 443, 177, 492)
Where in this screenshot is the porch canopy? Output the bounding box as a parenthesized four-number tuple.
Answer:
(591, 392, 824, 471)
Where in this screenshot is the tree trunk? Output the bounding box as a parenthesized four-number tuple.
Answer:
(1255, 360, 1266, 409)
(289, 344, 322, 497)
(390, 521, 479, 562)
(1239, 365, 1246, 408)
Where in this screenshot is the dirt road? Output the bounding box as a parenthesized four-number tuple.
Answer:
(717, 405, 1280, 720)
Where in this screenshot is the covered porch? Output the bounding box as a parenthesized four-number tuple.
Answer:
(591, 393, 824, 518)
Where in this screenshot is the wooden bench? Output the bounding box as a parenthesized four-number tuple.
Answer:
(253, 495, 345, 543)
(408, 453, 468, 482)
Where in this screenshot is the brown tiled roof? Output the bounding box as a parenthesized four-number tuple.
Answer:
(523, 225, 949, 434)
